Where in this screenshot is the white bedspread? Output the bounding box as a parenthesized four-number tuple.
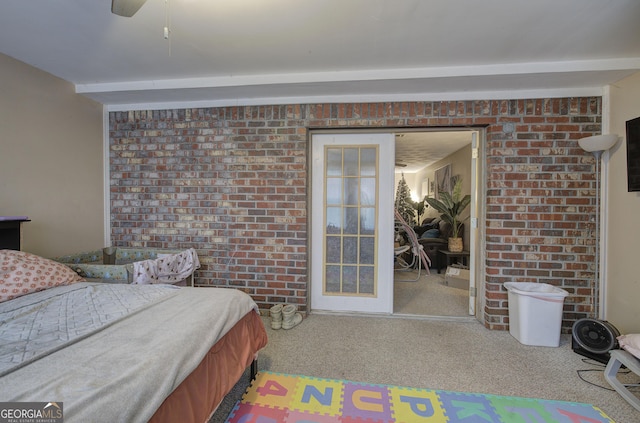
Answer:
(0, 282, 258, 423)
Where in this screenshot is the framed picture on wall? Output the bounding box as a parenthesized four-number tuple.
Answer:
(434, 164, 451, 200)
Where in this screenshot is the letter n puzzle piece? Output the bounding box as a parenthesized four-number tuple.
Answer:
(293, 376, 343, 417)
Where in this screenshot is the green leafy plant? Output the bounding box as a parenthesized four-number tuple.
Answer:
(412, 195, 429, 224)
(424, 177, 470, 238)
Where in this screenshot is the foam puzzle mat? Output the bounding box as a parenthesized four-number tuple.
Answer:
(225, 371, 613, 422)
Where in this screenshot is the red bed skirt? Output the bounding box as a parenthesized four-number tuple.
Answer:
(149, 311, 268, 423)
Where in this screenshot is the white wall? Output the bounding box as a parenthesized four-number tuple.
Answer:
(0, 53, 105, 257)
(420, 145, 472, 240)
(606, 71, 640, 334)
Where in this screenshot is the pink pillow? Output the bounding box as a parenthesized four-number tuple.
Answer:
(0, 250, 83, 303)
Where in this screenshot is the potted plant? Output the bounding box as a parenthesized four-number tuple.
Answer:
(412, 195, 429, 225)
(424, 177, 470, 252)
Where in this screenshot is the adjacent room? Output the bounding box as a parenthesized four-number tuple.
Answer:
(1, 1, 640, 422)
(393, 130, 475, 318)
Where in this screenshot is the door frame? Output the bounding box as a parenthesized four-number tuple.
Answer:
(307, 127, 485, 321)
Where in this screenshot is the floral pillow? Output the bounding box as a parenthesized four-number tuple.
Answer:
(0, 249, 83, 303)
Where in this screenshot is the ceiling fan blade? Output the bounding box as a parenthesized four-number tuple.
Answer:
(112, 0, 148, 17)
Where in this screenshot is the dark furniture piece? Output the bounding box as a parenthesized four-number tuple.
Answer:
(0, 217, 30, 250)
(414, 218, 463, 273)
(438, 249, 470, 273)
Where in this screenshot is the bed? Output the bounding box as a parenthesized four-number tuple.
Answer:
(0, 250, 268, 423)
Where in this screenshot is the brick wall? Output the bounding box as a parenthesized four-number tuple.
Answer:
(109, 97, 601, 331)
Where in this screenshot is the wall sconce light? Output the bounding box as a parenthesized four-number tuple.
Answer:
(578, 134, 618, 319)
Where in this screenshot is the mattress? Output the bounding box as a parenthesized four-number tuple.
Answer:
(149, 311, 266, 423)
(0, 282, 268, 423)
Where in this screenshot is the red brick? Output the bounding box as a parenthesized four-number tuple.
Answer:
(109, 97, 602, 329)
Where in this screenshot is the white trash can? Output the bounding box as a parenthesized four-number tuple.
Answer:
(504, 282, 569, 347)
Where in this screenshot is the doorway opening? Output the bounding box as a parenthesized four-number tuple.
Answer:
(308, 128, 484, 320)
(393, 129, 482, 319)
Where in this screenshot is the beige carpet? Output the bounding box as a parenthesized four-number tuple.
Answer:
(394, 270, 469, 317)
(211, 314, 639, 423)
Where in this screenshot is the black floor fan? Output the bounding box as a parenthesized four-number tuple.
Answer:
(571, 318, 621, 364)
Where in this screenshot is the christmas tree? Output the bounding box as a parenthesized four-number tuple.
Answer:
(394, 174, 415, 225)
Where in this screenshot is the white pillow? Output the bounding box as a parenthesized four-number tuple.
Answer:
(618, 334, 640, 359)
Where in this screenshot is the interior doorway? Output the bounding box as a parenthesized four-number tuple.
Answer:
(308, 128, 484, 320)
(392, 129, 482, 319)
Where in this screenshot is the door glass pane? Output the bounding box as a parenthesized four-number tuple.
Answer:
(342, 266, 358, 293)
(326, 207, 342, 234)
(360, 177, 375, 206)
(326, 179, 342, 205)
(360, 208, 375, 235)
(326, 265, 341, 293)
(359, 237, 374, 265)
(323, 145, 378, 298)
(327, 149, 342, 176)
(359, 267, 375, 294)
(343, 237, 358, 264)
(360, 148, 376, 176)
(344, 178, 359, 205)
(343, 148, 359, 176)
(326, 236, 341, 263)
(344, 208, 359, 234)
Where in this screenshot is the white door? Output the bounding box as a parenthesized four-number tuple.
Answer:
(468, 131, 479, 315)
(310, 133, 395, 313)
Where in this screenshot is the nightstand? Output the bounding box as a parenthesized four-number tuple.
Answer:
(438, 250, 470, 273)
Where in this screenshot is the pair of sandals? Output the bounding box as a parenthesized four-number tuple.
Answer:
(269, 304, 303, 330)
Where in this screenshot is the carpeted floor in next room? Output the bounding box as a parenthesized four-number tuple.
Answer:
(210, 314, 639, 423)
(393, 271, 469, 317)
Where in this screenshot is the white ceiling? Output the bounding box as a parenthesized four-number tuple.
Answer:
(1, 1, 638, 171)
(0, 0, 639, 110)
(395, 131, 473, 173)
